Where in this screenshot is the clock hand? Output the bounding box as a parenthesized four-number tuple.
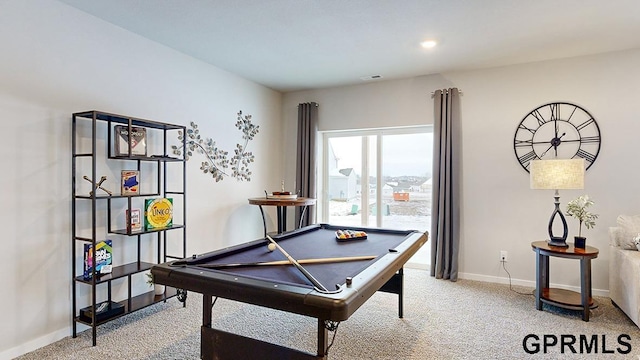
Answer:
(552, 132, 566, 157)
(540, 143, 554, 157)
(540, 133, 567, 158)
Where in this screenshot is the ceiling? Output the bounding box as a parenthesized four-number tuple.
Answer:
(59, 0, 640, 92)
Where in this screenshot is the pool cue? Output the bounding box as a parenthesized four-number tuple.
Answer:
(265, 235, 329, 292)
(197, 255, 377, 269)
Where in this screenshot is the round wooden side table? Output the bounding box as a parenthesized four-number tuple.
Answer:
(531, 241, 599, 321)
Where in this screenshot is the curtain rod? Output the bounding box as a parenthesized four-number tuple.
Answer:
(430, 89, 463, 98)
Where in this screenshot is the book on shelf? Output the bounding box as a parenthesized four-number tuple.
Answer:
(144, 198, 173, 230)
(114, 125, 147, 156)
(83, 240, 113, 280)
(121, 170, 140, 195)
(126, 208, 142, 232)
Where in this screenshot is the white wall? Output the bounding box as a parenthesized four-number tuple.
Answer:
(0, 1, 282, 358)
(284, 48, 640, 295)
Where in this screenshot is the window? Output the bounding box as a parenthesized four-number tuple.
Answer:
(319, 127, 432, 264)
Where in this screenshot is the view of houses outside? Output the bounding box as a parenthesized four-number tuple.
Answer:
(325, 131, 432, 242)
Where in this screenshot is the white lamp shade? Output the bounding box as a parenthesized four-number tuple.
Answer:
(530, 159, 585, 190)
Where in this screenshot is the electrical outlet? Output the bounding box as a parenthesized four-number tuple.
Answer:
(500, 251, 508, 262)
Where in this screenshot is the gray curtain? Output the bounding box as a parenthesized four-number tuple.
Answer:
(431, 88, 461, 281)
(296, 102, 319, 227)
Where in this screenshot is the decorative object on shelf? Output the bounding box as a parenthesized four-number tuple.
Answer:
(144, 197, 173, 230)
(530, 158, 585, 247)
(83, 175, 112, 196)
(114, 125, 147, 156)
(126, 208, 141, 232)
(171, 110, 259, 182)
(513, 102, 601, 172)
(633, 233, 640, 251)
(266, 180, 298, 199)
(566, 195, 598, 248)
(120, 170, 140, 195)
(79, 300, 124, 323)
(146, 272, 165, 296)
(83, 240, 113, 280)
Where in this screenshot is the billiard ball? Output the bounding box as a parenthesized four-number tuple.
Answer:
(267, 243, 277, 252)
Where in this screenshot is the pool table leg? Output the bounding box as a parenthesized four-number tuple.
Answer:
(398, 268, 404, 318)
(201, 295, 213, 360)
(317, 319, 328, 359)
(378, 268, 404, 318)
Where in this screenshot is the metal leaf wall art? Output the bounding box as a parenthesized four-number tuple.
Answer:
(172, 111, 259, 182)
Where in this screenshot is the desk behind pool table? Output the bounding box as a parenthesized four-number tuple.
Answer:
(151, 223, 428, 359)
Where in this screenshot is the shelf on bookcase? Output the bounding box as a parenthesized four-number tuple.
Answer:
(74, 287, 179, 326)
(111, 224, 185, 236)
(75, 261, 155, 284)
(74, 192, 162, 200)
(74, 110, 185, 130)
(108, 155, 185, 162)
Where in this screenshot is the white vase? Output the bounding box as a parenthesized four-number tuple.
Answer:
(154, 284, 166, 296)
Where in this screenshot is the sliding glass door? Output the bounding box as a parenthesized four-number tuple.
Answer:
(321, 127, 432, 236)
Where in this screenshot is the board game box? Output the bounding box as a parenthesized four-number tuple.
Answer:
(144, 198, 173, 230)
(83, 240, 113, 280)
(121, 170, 140, 195)
(114, 125, 147, 156)
(126, 208, 142, 232)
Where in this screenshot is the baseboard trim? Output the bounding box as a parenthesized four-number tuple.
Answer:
(457, 271, 609, 298)
(0, 326, 69, 360)
(404, 263, 608, 298)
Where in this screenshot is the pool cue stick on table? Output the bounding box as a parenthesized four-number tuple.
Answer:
(197, 255, 377, 269)
(265, 235, 329, 292)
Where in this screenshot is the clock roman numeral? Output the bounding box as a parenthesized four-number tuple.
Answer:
(576, 118, 595, 131)
(566, 105, 578, 122)
(518, 123, 537, 134)
(575, 149, 596, 163)
(549, 103, 559, 121)
(518, 151, 538, 164)
(530, 110, 548, 126)
(580, 136, 600, 144)
(514, 139, 533, 147)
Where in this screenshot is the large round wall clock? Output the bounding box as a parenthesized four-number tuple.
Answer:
(513, 102, 601, 172)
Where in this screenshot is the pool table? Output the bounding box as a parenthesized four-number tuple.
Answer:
(151, 223, 428, 360)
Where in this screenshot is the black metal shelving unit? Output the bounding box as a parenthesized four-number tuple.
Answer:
(71, 110, 187, 345)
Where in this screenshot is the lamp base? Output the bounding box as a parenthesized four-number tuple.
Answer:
(548, 237, 569, 247)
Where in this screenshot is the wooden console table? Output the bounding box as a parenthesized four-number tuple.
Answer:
(531, 241, 599, 321)
(248, 197, 316, 236)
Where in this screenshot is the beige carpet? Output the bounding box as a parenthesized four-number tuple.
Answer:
(16, 268, 640, 359)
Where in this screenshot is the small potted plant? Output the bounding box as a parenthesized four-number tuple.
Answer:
(566, 195, 598, 248)
(634, 233, 640, 251)
(146, 272, 165, 296)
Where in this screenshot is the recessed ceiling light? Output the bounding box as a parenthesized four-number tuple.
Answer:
(421, 40, 437, 49)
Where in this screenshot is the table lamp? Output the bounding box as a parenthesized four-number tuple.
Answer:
(530, 159, 585, 247)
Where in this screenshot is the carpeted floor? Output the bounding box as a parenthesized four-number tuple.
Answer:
(16, 268, 640, 359)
